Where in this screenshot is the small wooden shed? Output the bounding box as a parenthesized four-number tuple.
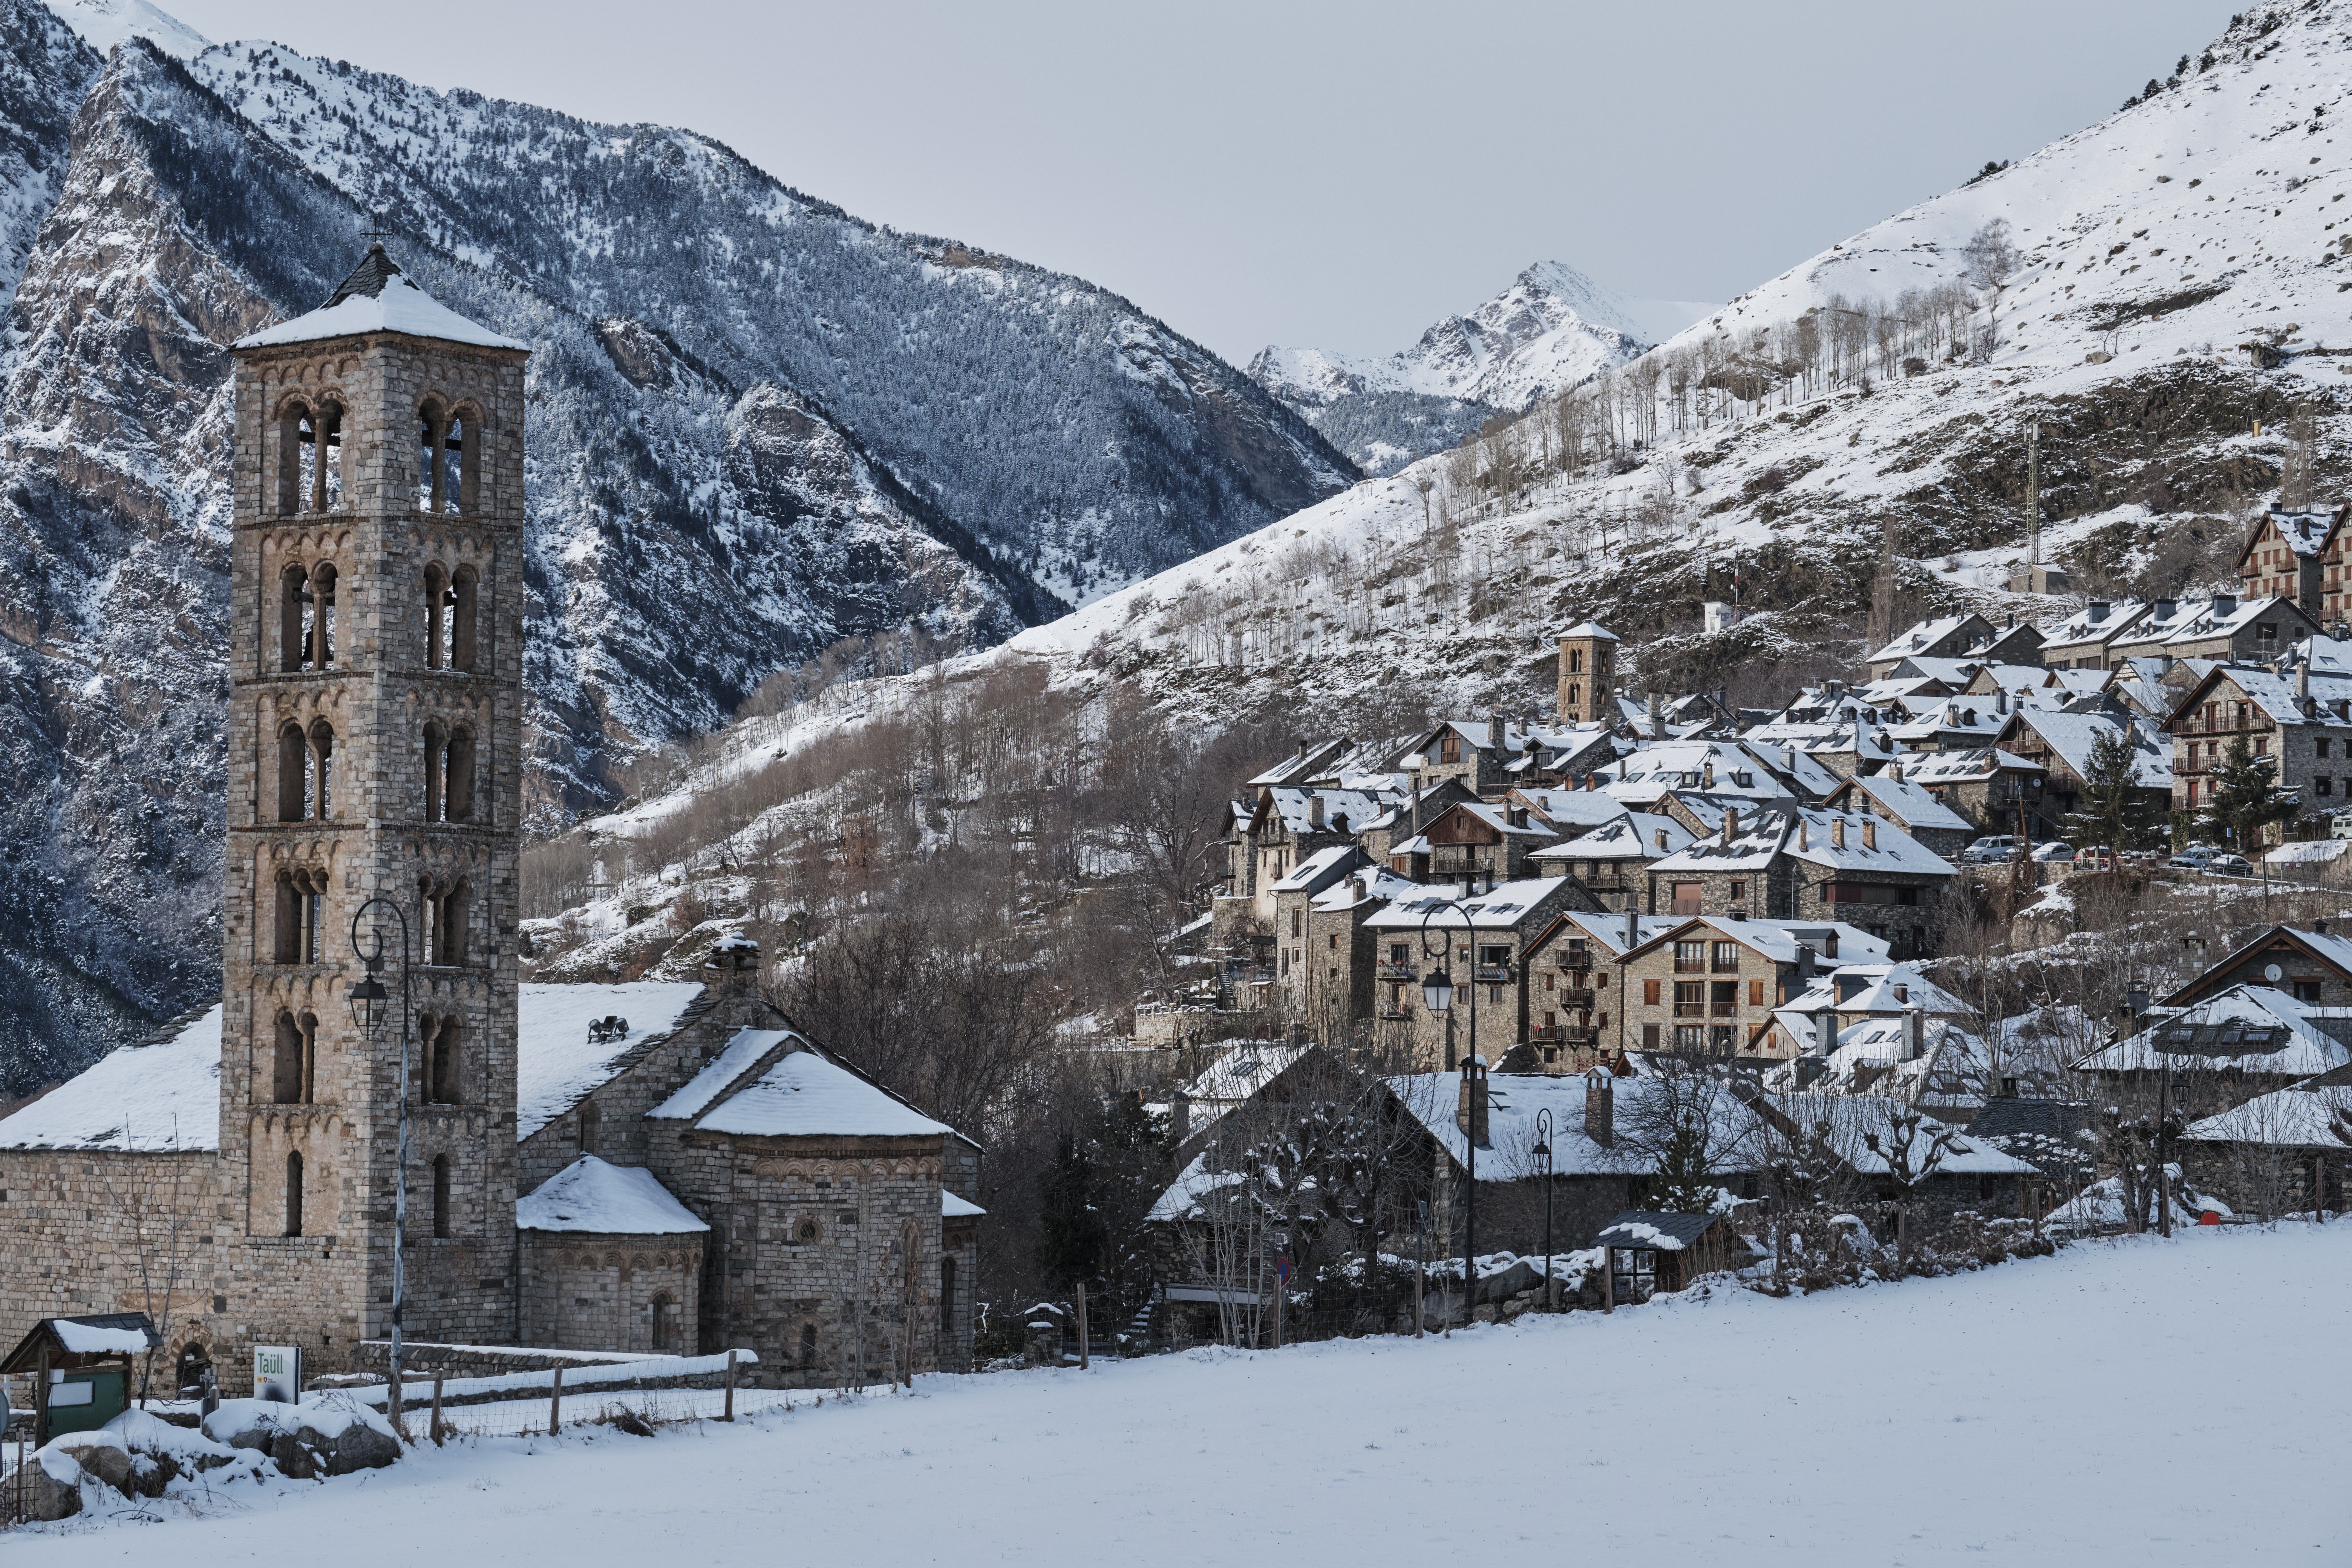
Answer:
(0, 1312, 158, 1445)
(1594, 1212, 1750, 1304)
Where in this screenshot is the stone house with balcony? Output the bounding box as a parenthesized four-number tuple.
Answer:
(1387, 799, 1562, 887)
(1513, 911, 1690, 1071)
(1617, 916, 1893, 1059)
(2107, 593, 2319, 671)
(1362, 877, 1600, 1071)
(1272, 861, 1422, 1043)
(1354, 778, 1479, 865)
(1529, 811, 1692, 913)
(1219, 783, 1392, 939)
(1646, 807, 1957, 960)
(2236, 504, 2348, 622)
(2164, 663, 2352, 832)
(2159, 923, 2352, 1011)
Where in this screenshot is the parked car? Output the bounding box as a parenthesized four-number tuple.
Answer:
(2031, 841, 2077, 863)
(1963, 835, 2023, 864)
(2332, 813, 2352, 842)
(2168, 844, 2221, 871)
(2072, 845, 2116, 870)
(2120, 850, 2164, 868)
(2207, 853, 2254, 877)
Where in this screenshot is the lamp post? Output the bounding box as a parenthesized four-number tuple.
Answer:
(1418, 895, 1507, 1327)
(348, 896, 412, 1439)
(1533, 1106, 1555, 1311)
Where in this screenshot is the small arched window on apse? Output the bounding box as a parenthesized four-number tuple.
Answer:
(285, 1150, 305, 1238)
(431, 1153, 452, 1239)
(651, 1292, 679, 1351)
(270, 1009, 315, 1104)
(798, 1323, 818, 1369)
(273, 866, 325, 963)
(417, 402, 445, 512)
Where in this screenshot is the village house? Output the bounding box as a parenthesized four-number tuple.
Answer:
(1867, 612, 2040, 681)
(2072, 988, 2352, 1120)
(1644, 807, 1956, 958)
(1514, 911, 1689, 1071)
(1272, 862, 1422, 1041)
(1615, 915, 1892, 1058)
(1530, 811, 1693, 914)
(2179, 1063, 2352, 1217)
(2107, 593, 2320, 670)
(1363, 877, 1600, 1070)
(1993, 707, 2173, 838)
(2040, 599, 2154, 671)
(1756, 961, 1973, 1058)
(2159, 923, 2352, 1010)
(2164, 660, 2352, 831)
(2236, 504, 2350, 622)
(1897, 746, 2047, 835)
(1822, 769, 1977, 860)
(1386, 799, 1562, 888)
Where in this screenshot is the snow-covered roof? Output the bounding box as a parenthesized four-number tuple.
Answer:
(1761, 1093, 2032, 1176)
(1869, 613, 1979, 665)
(1261, 787, 1387, 836)
(234, 245, 528, 351)
(2003, 711, 2172, 788)
(2043, 599, 2151, 650)
(2076, 987, 2351, 1077)
(1651, 807, 1954, 878)
(1899, 747, 2043, 785)
(2267, 839, 2352, 865)
(645, 1027, 798, 1121)
(51, 1319, 156, 1355)
(1269, 844, 1361, 891)
(1559, 620, 1618, 642)
(1631, 916, 1893, 968)
(1533, 812, 1693, 862)
(2163, 594, 2299, 646)
(1842, 772, 1972, 833)
(1311, 865, 1422, 913)
(1388, 1071, 1766, 1181)
(1600, 740, 1794, 802)
(2182, 1070, 2352, 1148)
(1146, 1151, 1245, 1222)
(0, 1005, 220, 1151)
(944, 1190, 986, 1218)
(516, 1156, 709, 1234)
(1551, 911, 1685, 959)
(1361, 877, 1569, 931)
(2265, 505, 2342, 559)
(695, 1050, 953, 1139)
(2202, 665, 2352, 730)
(517, 982, 708, 1140)
(1510, 788, 1631, 831)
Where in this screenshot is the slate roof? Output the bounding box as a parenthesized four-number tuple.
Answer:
(1533, 812, 1693, 862)
(1592, 1211, 1726, 1251)
(235, 244, 528, 351)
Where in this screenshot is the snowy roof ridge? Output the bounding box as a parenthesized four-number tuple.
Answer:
(234, 244, 528, 351)
(516, 1155, 708, 1235)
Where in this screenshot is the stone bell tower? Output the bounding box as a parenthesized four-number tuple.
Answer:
(1556, 620, 1618, 725)
(220, 245, 530, 1364)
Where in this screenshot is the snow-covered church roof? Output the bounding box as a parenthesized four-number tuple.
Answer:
(233, 242, 528, 351)
(0, 1004, 220, 1151)
(516, 1155, 708, 1234)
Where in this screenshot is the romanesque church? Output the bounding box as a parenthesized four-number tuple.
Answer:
(0, 248, 978, 1391)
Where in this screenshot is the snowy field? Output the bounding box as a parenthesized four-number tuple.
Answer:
(18, 1225, 2349, 1565)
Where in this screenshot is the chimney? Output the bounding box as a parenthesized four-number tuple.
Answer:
(1309, 795, 1325, 830)
(1795, 942, 1815, 980)
(1654, 828, 1668, 851)
(1723, 806, 1739, 845)
(1489, 713, 1506, 753)
(1456, 1062, 1491, 1148)
(1813, 1010, 1836, 1054)
(1861, 819, 1877, 851)
(1170, 1089, 1192, 1146)
(705, 934, 761, 992)
(2299, 660, 2312, 703)
(2214, 593, 2237, 616)
(1798, 819, 1810, 852)
(1906, 1006, 1925, 1061)
(1623, 905, 1639, 951)
(1295, 738, 1308, 762)
(1831, 818, 1846, 850)
(1583, 1069, 1614, 1147)
(1824, 930, 1839, 959)
(1648, 692, 1661, 720)
(2088, 600, 2109, 624)
(1703, 760, 1716, 790)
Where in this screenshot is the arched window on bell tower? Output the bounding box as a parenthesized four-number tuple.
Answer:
(312, 400, 343, 512)
(285, 1151, 305, 1237)
(450, 565, 478, 671)
(443, 411, 466, 514)
(276, 400, 309, 518)
(273, 868, 323, 963)
(271, 1010, 315, 1104)
(432, 1153, 452, 1239)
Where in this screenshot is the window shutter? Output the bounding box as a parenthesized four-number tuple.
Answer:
(1643, 978, 1661, 1005)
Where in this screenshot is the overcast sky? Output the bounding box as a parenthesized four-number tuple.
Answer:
(162, 0, 2236, 364)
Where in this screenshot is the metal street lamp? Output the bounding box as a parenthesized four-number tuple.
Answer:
(1419, 966, 1453, 1015)
(348, 896, 413, 1438)
(1533, 1106, 1555, 1311)
(1416, 895, 1510, 1327)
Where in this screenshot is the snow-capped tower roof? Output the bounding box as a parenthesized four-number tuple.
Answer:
(233, 242, 528, 351)
(1560, 620, 1618, 641)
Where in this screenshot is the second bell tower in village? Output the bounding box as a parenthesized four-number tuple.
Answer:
(221, 246, 531, 1359)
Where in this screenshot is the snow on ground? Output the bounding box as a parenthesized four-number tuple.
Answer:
(16, 1225, 2347, 1563)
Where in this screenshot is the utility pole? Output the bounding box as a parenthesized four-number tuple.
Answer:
(2026, 418, 2040, 581)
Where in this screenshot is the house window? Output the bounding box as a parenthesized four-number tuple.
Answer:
(2321, 740, 2334, 760)
(2258, 622, 2279, 644)
(1440, 733, 1461, 764)
(2295, 980, 2324, 1003)
(1612, 1247, 1657, 1304)
(2321, 777, 2334, 797)
(1328, 934, 1338, 951)
(1641, 1023, 1660, 1049)
(1729, 880, 1746, 902)
(1671, 882, 1703, 915)
(1544, 972, 1555, 991)
(1672, 1025, 1705, 1051)
(1673, 941, 1706, 973)
(1749, 978, 1765, 1007)
(1710, 941, 1738, 972)
(1709, 980, 1736, 1016)
(1290, 909, 1301, 937)
(1673, 981, 1706, 1017)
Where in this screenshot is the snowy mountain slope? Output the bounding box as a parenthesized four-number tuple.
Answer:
(42, 0, 202, 57)
(1251, 261, 1712, 472)
(994, 4, 2352, 732)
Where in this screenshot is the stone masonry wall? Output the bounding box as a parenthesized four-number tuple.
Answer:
(519, 1229, 702, 1355)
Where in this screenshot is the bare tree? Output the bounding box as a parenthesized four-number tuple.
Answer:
(1962, 218, 2021, 357)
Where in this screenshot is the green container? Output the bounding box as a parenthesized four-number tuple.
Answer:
(45, 1368, 126, 1439)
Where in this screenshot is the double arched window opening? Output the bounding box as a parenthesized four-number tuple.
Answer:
(417, 402, 479, 514)
(271, 1010, 318, 1104)
(280, 562, 337, 672)
(421, 722, 477, 824)
(273, 865, 327, 963)
(423, 564, 478, 672)
(277, 719, 335, 822)
(277, 400, 346, 517)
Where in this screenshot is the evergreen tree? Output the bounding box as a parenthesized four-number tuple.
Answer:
(2198, 736, 2299, 855)
(2063, 725, 2164, 850)
(1035, 1129, 1107, 1292)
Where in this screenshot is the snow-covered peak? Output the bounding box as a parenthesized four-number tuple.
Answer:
(42, 0, 204, 58)
(1253, 260, 1713, 412)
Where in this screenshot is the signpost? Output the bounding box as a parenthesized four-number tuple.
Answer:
(253, 1344, 301, 1404)
(1273, 1256, 1290, 1350)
